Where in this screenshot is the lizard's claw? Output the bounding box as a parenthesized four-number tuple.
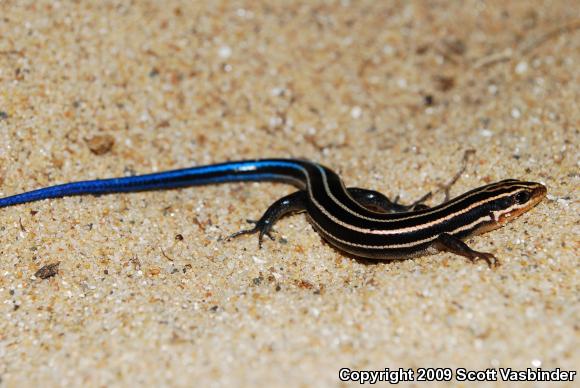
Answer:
(227, 219, 276, 249)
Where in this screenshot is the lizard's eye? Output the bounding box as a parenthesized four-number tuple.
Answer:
(514, 191, 531, 204)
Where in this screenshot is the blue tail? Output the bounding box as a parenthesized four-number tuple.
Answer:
(0, 159, 307, 208)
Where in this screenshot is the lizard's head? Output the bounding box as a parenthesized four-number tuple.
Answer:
(476, 179, 547, 234)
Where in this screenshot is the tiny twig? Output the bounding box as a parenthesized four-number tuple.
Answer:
(19, 217, 26, 232)
(473, 50, 513, 69)
(438, 149, 475, 202)
(519, 20, 580, 56)
(473, 20, 580, 70)
(160, 247, 173, 262)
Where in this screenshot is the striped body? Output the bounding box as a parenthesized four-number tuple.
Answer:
(0, 159, 546, 260)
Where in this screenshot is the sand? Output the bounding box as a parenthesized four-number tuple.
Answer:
(0, 1, 578, 386)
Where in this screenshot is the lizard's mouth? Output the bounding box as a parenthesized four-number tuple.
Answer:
(496, 183, 547, 225)
(477, 183, 547, 235)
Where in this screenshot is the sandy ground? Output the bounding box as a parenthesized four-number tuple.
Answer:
(0, 1, 578, 386)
